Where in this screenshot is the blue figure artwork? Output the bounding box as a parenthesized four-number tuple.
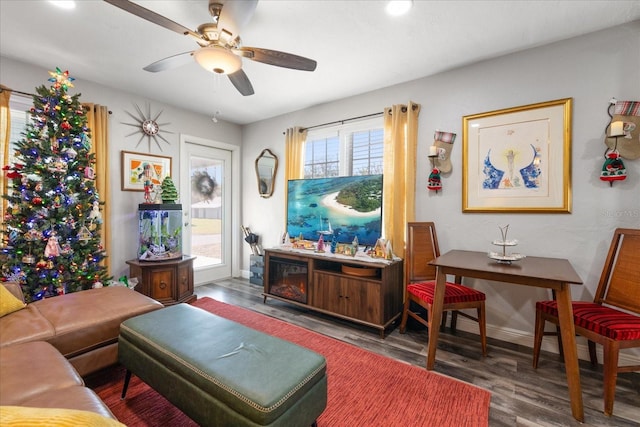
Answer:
(519, 145, 542, 188)
(483, 144, 541, 189)
(482, 150, 503, 189)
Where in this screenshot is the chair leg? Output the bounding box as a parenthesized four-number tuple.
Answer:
(478, 304, 487, 357)
(440, 311, 448, 331)
(602, 341, 620, 416)
(532, 310, 545, 368)
(556, 324, 564, 359)
(588, 340, 598, 367)
(450, 311, 458, 332)
(399, 298, 410, 334)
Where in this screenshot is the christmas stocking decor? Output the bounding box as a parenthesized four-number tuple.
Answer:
(433, 130, 456, 173)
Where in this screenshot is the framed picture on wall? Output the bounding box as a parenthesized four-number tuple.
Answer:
(121, 150, 172, 191)
(462, 98, 572, 213)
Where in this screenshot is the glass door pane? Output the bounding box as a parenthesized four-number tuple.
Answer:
(182, 141, 232, 284)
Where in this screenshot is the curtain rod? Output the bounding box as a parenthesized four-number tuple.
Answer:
(300, 111, 384, 132)
(281, 111, 383, 134)
(0, 86, 112, 114)
(283, 103, 419, 134)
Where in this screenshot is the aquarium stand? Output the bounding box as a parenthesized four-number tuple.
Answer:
(127, 255, 196, 306)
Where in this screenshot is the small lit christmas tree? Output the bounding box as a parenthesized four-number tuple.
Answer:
(160, 176, 178, 203)
(1, 68, 110, 301)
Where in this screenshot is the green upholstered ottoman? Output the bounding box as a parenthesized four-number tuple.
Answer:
(118, 304, 327, 427)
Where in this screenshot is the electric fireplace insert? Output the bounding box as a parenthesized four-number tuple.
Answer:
(267, 257, 308, 304)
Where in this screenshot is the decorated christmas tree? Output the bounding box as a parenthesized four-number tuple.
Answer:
(160, 176, 178, 203)
(1, 69, 110, 301)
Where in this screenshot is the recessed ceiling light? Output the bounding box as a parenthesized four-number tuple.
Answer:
(49, 1, 76, 10)
(386, 0, 413, 16)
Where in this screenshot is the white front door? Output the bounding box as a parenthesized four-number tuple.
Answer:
(180, 135, 238, 285)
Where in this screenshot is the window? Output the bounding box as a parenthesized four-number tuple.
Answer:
(4, 95, 31, 195)
(304, 117, 383, 178)
(7, 95, 31, 166)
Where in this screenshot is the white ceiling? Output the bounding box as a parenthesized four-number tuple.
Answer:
(1, 1, 639, 125)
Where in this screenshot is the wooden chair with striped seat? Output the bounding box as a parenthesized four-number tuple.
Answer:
(399, 222, 487, 356)
(532, 227, 640, 416)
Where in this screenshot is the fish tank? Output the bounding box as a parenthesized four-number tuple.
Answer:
(138, 204, 183, 261)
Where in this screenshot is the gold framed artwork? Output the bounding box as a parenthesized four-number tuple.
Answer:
(121, 150, 171, 191)
(462, 98, 572, 213)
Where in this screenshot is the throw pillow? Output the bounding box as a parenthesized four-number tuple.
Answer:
(0, 406, 125, 427)
(0, 285, 26, 318)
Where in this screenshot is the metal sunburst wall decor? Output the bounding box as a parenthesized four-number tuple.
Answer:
(122, 103, 173, 151)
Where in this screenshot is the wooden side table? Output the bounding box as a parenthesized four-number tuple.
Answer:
(126, 255, 196, 306)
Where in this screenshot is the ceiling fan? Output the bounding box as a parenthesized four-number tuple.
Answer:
(104, 0, 317, 96)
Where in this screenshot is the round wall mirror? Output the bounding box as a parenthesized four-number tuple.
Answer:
(255, 148, 278, 198)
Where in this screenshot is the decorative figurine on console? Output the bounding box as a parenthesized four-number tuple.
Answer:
(315, 234, 325, 253)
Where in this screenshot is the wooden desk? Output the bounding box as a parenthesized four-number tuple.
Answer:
(428, 250, 584, 421)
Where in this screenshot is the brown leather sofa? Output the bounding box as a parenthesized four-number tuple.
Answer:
(0, 283, 163, 419)
(0, 341, 118, 419)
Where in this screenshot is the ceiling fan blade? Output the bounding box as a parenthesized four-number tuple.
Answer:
(216, 0, 258, 39)
(143, 51, 194, 72)
(228, 69, 254, 96)
(238, 47, 317, 71)
(104, 0, 199, 39)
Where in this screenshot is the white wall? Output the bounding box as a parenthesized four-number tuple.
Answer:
(0, 57, 243, 279)
(241, 22, 640, 360)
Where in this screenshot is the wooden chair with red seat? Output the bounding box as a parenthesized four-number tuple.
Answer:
(399, 222, 487, 356)
(532, 227, 640, 416)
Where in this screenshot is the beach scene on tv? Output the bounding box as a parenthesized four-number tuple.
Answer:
(287, 175, 383, 247)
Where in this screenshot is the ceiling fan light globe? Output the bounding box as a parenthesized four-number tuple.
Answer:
(194, 46, 242, 75)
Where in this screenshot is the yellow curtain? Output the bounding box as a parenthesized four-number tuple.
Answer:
(284, 127, 307, 181)
(284, 126, 307, 237)
(84, 104, 111, 275)
(383, 102, 420, 259)
(0, 86, 11, 241)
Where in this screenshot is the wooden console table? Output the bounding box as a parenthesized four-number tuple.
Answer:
(126, 256, 196, 306)
(263, 248, 403, 337)
(428, 250, 584, 421)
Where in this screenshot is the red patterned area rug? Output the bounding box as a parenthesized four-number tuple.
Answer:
(92, 297, 491, 426)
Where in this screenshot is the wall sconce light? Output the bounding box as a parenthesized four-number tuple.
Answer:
(610, 121, 625, 137)
(194, 46, 242, 75)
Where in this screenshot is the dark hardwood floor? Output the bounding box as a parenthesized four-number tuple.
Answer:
(194, 278, 640, 427)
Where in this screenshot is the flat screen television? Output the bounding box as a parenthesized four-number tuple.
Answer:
(286, 174, 383, 247)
